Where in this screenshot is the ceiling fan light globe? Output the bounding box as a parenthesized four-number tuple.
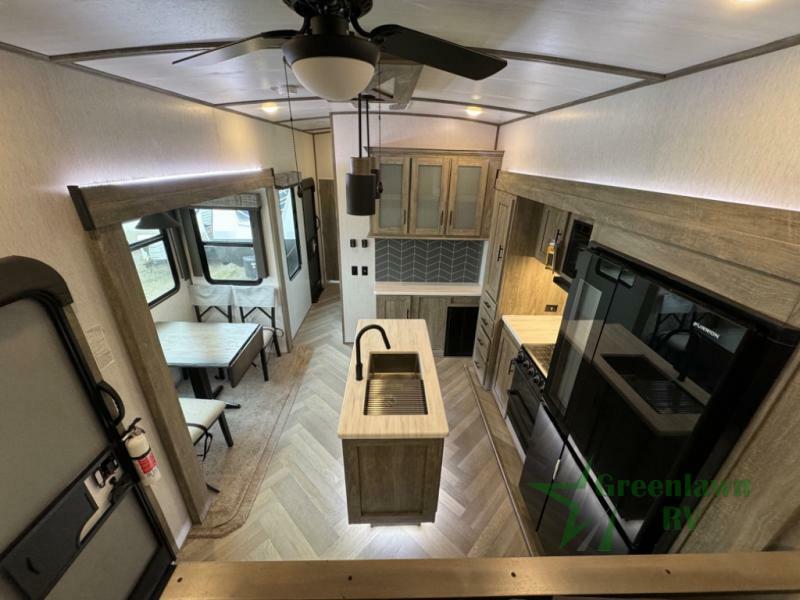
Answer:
(291, 56, 375, 101)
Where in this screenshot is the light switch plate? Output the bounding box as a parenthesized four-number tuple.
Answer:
(351, 266, 358, 275)
(545, 304, 559, 313)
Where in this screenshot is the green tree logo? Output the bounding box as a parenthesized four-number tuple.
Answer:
(527, 462, 618, 552)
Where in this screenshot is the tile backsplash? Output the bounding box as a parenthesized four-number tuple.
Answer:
(375, 239, 484, 283)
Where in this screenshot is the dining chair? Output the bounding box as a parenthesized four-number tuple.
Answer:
(232, 283, 281, 381)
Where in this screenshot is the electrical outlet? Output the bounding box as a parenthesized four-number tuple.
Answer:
(351, 266, 358, 276)
(349, 239, 357, 248)
(361, 266, 368, 276)
(361, 239, 368, 248)
(545, 304, 558, 313)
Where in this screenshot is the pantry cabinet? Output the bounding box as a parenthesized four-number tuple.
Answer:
(368, 148, 503, 239)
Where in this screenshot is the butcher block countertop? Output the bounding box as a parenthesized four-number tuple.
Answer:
(337, 319, 449, 440)
(501, 315, 563, 347)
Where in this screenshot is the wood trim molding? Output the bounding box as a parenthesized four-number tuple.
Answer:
(368, 147, 504, 159)
(68, 169, 275, 230)
(469, 47, 665, 81)
(495, 171, 800, 322)
(86, 225, 209, 524)
(163, 551, 800, 599)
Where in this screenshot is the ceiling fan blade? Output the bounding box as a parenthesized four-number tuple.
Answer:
(370, 24, 506, 80)
(172, 30, 298, 66)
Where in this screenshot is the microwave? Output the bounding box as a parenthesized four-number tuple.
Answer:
(553, 215, 593, 291)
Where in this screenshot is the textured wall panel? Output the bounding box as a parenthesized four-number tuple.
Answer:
(375, 239, 483, 283)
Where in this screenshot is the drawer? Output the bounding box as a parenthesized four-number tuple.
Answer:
(473, 354, 487, 384)
(450, 296, 480, 306)
(474, 323, 491, 359)
(479, 293, 497, 320)
(477, 302, 494, 335)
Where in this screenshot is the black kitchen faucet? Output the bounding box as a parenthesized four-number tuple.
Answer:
(355, 324, 391, 381)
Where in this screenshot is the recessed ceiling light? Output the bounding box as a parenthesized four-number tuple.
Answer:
(261, 102, 280, 114)
(465, 106, 483, 117)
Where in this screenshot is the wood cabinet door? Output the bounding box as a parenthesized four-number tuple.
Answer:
(413, 296, 449, 354)
(536, 206, 569, 265)
(376, 295, 412, 319)
(491, 327, 519, 415)
(409, 157, 450, 236)
(445, 157, 488, 237)
(484, 194, 513, 301)
(371, 157, 409, 235)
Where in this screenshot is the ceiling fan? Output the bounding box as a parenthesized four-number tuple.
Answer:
(173, 0, 507, 101)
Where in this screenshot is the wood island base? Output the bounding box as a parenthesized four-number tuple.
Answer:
(342, 437, 444, 525)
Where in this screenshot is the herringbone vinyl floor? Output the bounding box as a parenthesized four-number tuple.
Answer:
(180, 284, 529, 560)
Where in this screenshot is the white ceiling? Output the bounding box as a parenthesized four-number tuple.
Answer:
(1, 0, 799, 128)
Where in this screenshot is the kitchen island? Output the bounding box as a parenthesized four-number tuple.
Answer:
(338, 319, 449, 525)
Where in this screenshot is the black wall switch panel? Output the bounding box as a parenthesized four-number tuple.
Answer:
(545, 304, 559, 312)
(351, 266, 358, 276)
(349, 239, 357, 248)
(361, 239, 368, 248)
(361, 266, 368, 276)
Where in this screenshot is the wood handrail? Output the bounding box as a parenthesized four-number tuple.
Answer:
(162, 551, 800, 599)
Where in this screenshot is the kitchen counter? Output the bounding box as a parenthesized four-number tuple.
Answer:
(337, 318, 449, 440)
(502, 314, 563, 347)
(374, 282, 482, 297)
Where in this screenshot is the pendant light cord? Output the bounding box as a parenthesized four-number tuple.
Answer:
(357, 94, 363, 158)
(283, 59, 301, 179)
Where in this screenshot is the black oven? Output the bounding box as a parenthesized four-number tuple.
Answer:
(507, 347, 547, 452)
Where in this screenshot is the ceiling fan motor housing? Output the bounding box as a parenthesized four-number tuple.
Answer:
(283, 15, 379, 101)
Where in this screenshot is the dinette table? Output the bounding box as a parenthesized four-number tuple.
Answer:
(155, 320, 264, 409)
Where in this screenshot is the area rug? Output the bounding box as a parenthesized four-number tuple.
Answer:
(185, 344, 313, 538)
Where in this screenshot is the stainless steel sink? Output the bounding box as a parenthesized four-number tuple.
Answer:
(364, 352, 427, 415)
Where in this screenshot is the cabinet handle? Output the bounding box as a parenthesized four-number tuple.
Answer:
(477, 338, 484, 346)
(440, 210, 444, 228)
(483, 301, 491, 309)
(403, 209, 407, 226)
(406, 308, 410, 318)
(481, 317, 489, 327)
(448, 211, 453, 226)
(496, 244, 504, 261)
(508, 358, 515, 374)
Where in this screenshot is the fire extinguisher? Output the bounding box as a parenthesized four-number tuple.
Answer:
(123, 418, 161, 486)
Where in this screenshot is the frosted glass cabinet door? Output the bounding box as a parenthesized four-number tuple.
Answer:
(410, 157, 449, 235)
(371, 157, 409, 235)
(446, 157, 488, 236)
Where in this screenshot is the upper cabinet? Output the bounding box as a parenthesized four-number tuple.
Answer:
(410, 156, 450, 236)
(368, 148, 503, 239)
(447, 157, 489, 237)
(371, 157, 410, 235)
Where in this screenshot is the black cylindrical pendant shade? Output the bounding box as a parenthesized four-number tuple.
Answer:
(369, 156, 381, 199)
(346, 172, 377, 215)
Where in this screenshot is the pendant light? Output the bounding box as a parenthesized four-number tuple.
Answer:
(346, 94, 377, 215)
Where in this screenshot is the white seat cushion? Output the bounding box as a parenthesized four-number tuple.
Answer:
(179, 397, 226, 444)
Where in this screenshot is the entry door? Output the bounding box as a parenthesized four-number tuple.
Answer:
(0, 257, 173, 599)
(300, 180, 324, 303)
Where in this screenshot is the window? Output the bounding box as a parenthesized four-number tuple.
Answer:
(278, 188, 302, 280)
(191, 207, 262, 284)
(123, 220, 180, 307)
